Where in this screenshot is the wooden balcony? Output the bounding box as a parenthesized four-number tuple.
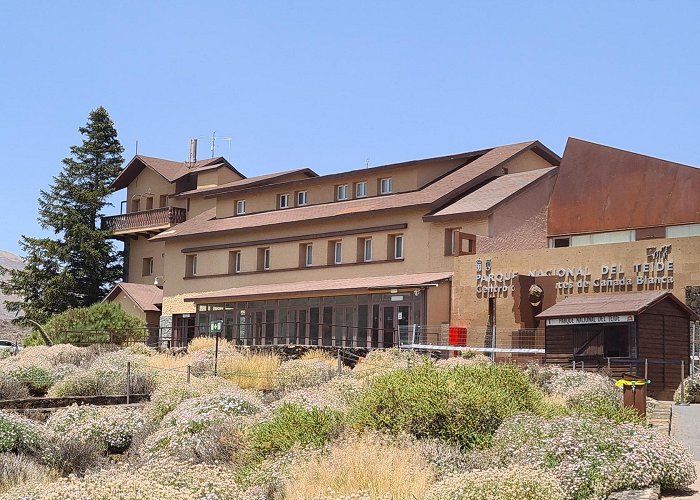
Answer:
(101, 207, 187, 237)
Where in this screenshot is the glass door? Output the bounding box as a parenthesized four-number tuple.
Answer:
(382, 306, 395, 348)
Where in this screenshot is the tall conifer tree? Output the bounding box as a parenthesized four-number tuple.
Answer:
(1, 107, 124, 324)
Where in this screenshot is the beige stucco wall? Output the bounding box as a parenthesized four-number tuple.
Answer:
(111, 292, 147, 322)
(452, 236, 700, 330)
(505, 150, 554, 174)
(126, 167, 175, 211)
(127, 238, 166, 285)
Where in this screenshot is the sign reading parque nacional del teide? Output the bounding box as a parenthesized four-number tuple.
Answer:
(473, 244, 674, 297)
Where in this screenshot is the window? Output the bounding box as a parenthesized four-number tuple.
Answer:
(145, 196, 154, 210)
(305, 244, 313, 267)
(142, 257, 154, 277)
(570, 230, 634, 247)
(131, 198, 140, 212)
(380, 178, 393, 194)
(445, 228, 462, 256)
(363, 238, 373, 262)
(667, 223, 700, 239)
(258, 248, 271, 271)
(159, 195, 168, 208)
(185, 255, 197, 277)
(549, 237, 571, 248)
(228, 251, 241, 274)
(236, 200, 246, 215)
(394, 235, 404, 260)
(278, 194, 290, 209)
(355, 181, 367, 198)
(334, 241, 342, 264)
(336, 184, 349, 201)
(297, 191, 308, 206)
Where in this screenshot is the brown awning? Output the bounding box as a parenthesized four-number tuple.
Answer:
(536, 291, 699, 321)
(184, 271, 453, 303)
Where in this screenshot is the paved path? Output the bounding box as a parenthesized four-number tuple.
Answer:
(666, 404, 700, 499)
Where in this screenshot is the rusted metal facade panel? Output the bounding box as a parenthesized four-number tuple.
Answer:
(548, 138, 700, 236)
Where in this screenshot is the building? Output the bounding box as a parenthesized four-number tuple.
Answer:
(103, 141, 561, 346)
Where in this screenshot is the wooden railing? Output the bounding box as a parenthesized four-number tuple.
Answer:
(101, 207, 187, 232)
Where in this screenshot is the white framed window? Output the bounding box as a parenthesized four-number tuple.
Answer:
(394, 235, 404, 260)
(186, 254, 197, 277)
(234, 251, 241, 273)
(236, 200, 246, 215)
(263, 248, 271, 270)
(571, 230, 634, 247)
(305, 244, 313, 267)
(297, 191, 308, 206)
(279, 193, 290, 209)
(334, 241, 342, 264)
(364, 238, 372, 262)
(336, 184, 349, 201)
(380, 177, 393, 194)
(355, 181, 367, 198)
(142, 257, 154, 277)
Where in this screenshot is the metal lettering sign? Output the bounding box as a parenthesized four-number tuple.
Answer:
(545, 315, 634, 326)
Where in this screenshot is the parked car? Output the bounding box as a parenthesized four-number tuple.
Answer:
(0, 340, 20, 355)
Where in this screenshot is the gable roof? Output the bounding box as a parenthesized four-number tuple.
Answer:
(111, 155, 245, 191)
(151, 141, 559, 241)
(536, 291, 699, 321)
(103, 283, 163, 313)
(175, 168, 318, 198)
(549, 138, 700, 236)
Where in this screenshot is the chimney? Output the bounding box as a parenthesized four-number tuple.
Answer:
(188, 139, 198, 165)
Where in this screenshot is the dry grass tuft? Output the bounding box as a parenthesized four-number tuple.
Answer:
(300, 349, 337, 369)
(217, 351, 281, 390)
(148, 353, 190, 371)
(282, 432, 435, 499)
(187, 336, 232, 352)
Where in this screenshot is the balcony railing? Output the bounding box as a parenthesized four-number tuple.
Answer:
(101, 207, 187, 233)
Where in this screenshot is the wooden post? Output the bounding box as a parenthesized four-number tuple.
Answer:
(337, 349, 342, 375)
(681, 360, 686, 404)
(126, 361, 131, 405)
(644, 359, 648, 380)
(607, 358, 611, 371)
(572, 360, 576, 371)
(186, 365, 191, 384)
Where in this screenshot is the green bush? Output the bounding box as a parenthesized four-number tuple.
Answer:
(0, 412, 44, 454)
(349, 362, 546, 449)
(425, 465, 565, 500)
(40, 302, 146, 346)
(249, 403, 344, 457)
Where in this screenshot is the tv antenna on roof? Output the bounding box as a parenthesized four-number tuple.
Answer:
(199, 131, 232, 158)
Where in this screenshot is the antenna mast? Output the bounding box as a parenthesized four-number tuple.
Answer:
(202, 131, 232, 158)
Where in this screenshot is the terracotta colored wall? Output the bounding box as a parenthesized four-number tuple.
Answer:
(111, 292, 147, 323)
(127, 237, 165, 285)
(125, 168, 175, 212)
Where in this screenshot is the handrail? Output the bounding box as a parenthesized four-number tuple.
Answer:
(101, 207, 186, 232)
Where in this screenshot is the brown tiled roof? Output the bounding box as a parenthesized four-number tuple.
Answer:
(111, 155, 244, 190)
(426, 167, 557, 220)
(152, 141, 557, 241)
(175, 168, 318, 198)
(184, 271, 454, 303)
(103, 283, 163, 312)
(536, 291, 699, 320)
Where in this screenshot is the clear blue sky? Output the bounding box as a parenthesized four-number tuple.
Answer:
(1, 1, 699, 255)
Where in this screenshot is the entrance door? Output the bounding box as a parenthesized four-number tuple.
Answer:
(382, 306, 395, 348)
(173, 315, 195, 348)
(397, 304, 411, 345)
(334, 307, 355, 347)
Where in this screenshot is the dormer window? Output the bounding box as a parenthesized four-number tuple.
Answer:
(336, 184, 349, 201)
(297, 191, 308, 206)
(380, 178, 393, 195)
(236, 200, 246, 215)
(279, 193, 290, 209)
(355, 181, 367, 198)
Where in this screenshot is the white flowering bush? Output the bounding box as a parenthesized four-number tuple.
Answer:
(491, 413, 697, 498)
(674, 372, 700, 403)
(351, 348, 427, 379)
(274, 375, 365, 413)
(435, 352, 491, 369)
(425, 465, 565, 500)
(0, 458, 253, 499)
(0, 375, 29, 400)
(0, 357, 77, 396)
(47, 404, 146, 453)
(0, 411, 45, 454)
(147, 375, 235, 422)
(274, 359, 339, 391)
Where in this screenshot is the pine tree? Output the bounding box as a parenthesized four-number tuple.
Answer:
(1, 107, 125, 324)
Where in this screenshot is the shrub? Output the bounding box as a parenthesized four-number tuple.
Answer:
(280, 432, 435, 499)
(435, 351, 491, 369)
(0, 376, 29, 400)
(351, 348, 426, 379)
(300, 349, 338, 368)
(425, 465, 565, 500)
(47, 404, 146, 453)
(0, 411, 44, 454)
(40, 434, 105, 477)
(491, 413, 697, 498)
(41, 302, 146, 345)
(274, 375, 365, 413)
(674, 373, 700, 403)
(0, 453, 56, 493)
(249, 403, 344, 458)
(187, 336, 228, 352)
(349, 362, 546, 449)
(147, 376, 234, 422)
(274, 359, 337, 391)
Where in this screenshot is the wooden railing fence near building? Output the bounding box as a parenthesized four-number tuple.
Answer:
(101, 207, 186, 232)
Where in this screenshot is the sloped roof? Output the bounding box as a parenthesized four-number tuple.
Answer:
(175, 168, 318, 198)
(549, 138, 700, 236)
(111, 155, 245, 190)
(536, 291, 699, 320)
(184, 271, 454, 303)
(426, 167, 558, 221)
(152, 141, 559, 241)
(103, 283, 163, 313)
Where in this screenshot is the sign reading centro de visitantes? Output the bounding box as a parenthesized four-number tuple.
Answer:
(545, 315, 635, 326)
